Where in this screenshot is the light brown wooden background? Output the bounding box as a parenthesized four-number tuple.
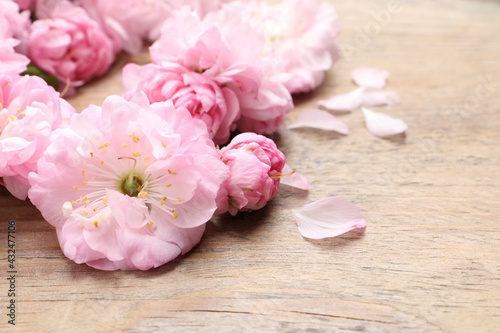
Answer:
(1, 0, 499, 331)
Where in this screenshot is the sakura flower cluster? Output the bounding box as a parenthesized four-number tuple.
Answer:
(123, 0, 342, 143)
(1, 0, 367, 272)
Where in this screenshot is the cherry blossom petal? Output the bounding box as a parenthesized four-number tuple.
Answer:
(292, 196, 367, 239)
(318, 87, 364, 112)
(361, 88, 400, 107)
(362, 107, 408, 137)
(351, 67, 389, 88)
(287, 109, 349, 135)
(279, 164, 309, 190)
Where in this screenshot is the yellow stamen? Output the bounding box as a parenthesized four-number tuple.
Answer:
(138, 191, 148, 198)
(94, 221, 99, 228)
(121, 143, 128, 148)
(270, 170, 296, 179)
(132, 152, 141, 157)
(177, 197, 182, 202)
(73, 186, 79, 190)
(103, 197, 108, 205)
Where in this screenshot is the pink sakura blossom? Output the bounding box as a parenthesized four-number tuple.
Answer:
(0, 0, 30, 73)
(122, 63, 240, 145)
(75, 0, 171, 54)
(215, 133, 285, 216)
(293, 196, 367, 239)
(28, 93, 229, 271)
(253, 0, 342, 94)
(150, 7, 293, 135)
(28, 1, 115, 96)
(0, 71, 76, 200)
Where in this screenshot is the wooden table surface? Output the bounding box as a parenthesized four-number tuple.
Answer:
(1, 0, 499, 332)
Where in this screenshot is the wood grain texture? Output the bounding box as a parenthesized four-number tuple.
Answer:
(1, 0, 499, 332)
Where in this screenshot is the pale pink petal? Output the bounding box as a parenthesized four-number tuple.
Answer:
(287, 109, 349, 135)
(361, 88, 400, 107)
(279, 164, 310, 191)
(318, 87, 364, 112)
(351, 67, 389, 88)
(362, 107, 408, 137)
(292, 196, 366, 239)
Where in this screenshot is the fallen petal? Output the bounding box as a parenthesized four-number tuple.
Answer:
(318, 87, 365, 112)
(362, 107, 408, 137)
(292, 196, 367, 239)
(280, 164, 310, 190)
(287, 109, 349, 135)
(361, 88, 400, 107)
(351, 67, 389, 88)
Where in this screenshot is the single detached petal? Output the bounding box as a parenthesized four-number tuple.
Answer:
(279, 163, 310, 190)
(287, 109, 349, 135)
(361, 88, 400, 107)
(362, 107, 408, 137)
(292, 196, 366, 239)
(351, 67, 389, 88)
(318, 87, 364, 112)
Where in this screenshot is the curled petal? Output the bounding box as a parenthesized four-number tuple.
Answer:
(287, 109, 349, 135)
(279, 164, 309, 191)
(351, 67, 389, 88)
(362, 107, 408, 137)
(292, 196, 366, 239)
(318, 87, 364, 112)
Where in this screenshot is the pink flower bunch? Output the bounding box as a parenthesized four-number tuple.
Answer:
(215, 133, 286, 216)
(28, 93, 229, 270)
(0, 0, 364, 272)
(28, 1, 116, 96)
(0, 71, 76, 199)
(143, 6, 293, 138)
